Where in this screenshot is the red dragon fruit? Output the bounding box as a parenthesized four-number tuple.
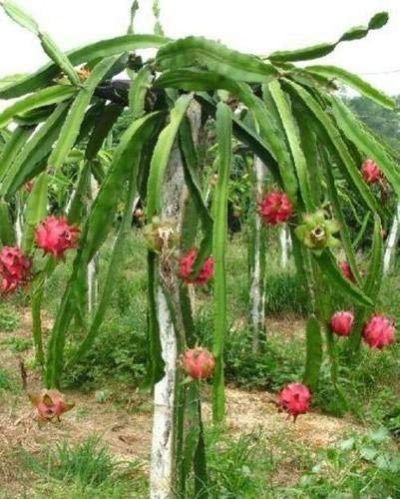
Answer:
(363, 314, 395, 349)
(35, 216, 80, 259)
(339, 261, 355, 283)
(259, 191, 293, 225)
(29, 389, 75, 422)
(181, 347, 215, 380)
(279, 383, 311, 420)
(179, 248, 214, 285)
(361, 159, 382, 184)
(331, 311, 354, 337)
(0, 246, 31, 293)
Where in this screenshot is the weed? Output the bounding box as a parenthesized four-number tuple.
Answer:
(0, 368, 12, 391)
(0, 305, 20, 332)
(182, 428, 274, 498)
(3, 336, 31, 352)
(19, 436, 148, 497)
(223, 329, 304, 390)
(287, 430, 400, 497)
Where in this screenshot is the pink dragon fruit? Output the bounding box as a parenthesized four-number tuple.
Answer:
(181, 347, 215, 380)
(179, 248, 214, 285)
(361, 159, 382, 184)
(331, 311, 354, 337)
(279, 383, 311, 420)
(339, 261, 355, 283)
(29, 389, 75, 422)
(363, 314, 395, 349)
(35, 216, 80, 259)
(259, 191, 293, 225)
(0, 246, 32, 293)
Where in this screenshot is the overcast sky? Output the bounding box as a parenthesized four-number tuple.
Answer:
(0, 0, 399, 95)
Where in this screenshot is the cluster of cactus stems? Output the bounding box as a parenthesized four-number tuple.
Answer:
(0, 1, 398, 496)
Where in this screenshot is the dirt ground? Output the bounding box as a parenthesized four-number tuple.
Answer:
(0, 310, 361, 496)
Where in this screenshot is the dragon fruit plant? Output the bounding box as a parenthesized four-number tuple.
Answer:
(0, 0, 398, 496)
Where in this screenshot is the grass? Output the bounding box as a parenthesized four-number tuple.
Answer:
(204, 429, 274, 498)
(0, 304, 20, 332)
(0, 367, 13, 391)
(11, 425, 400, 498)
(2, 336, 32, 352)
(43, 438, 117, 485)
(18, 437, 148, 498)
(175, 425, 400, 498)
(285, 429, 400, 498)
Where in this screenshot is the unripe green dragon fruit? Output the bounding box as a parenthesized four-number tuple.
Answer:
(295, 210, 340, 252)
(143, 217, 179, 253)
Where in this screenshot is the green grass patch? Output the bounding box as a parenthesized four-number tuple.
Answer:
(3, 336, 32, 352)
(0, 304, 21, 332)
(0, 367, 13, 391)
(19, 437, 148, 497)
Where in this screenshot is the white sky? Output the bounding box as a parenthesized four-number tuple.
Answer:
(0, 0, 399, 95)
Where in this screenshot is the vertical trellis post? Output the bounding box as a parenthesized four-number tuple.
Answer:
(280, 226, 291, 269)
(87, 174, 99, 313)
(15, 196, 23, 246)
(249, 157, 266, 352)
(383, 201, 400, 275)
(150, 100, 202, 498)
(150, 147, 185, 499)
